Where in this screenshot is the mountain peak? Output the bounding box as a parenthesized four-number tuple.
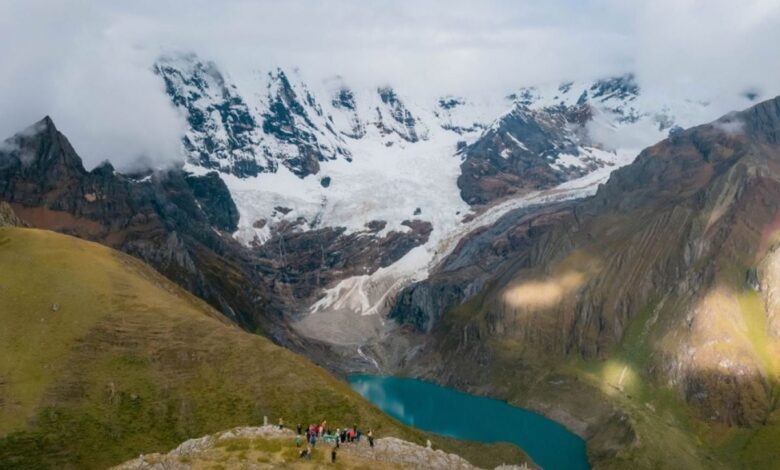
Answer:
(589, 73, 639, 101)
(14, 115, 58, 140)
(1, 116, 85, 174)
(40, 114, 56, 129)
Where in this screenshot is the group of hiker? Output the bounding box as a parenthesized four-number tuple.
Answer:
(287, 418, 375, 463)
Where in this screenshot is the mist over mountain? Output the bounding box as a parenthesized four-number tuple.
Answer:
(1, 0, 779, 169)
(3, 2, 780, 469)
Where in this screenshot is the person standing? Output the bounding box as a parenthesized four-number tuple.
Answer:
(278, 417, 284, 430)
(368, 430, 374, 448)
(297, 423, 302, 435)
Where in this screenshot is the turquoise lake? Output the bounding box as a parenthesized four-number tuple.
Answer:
(349, 375, 589, 470)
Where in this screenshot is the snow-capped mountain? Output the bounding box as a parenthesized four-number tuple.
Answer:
(155, 54, 705, 245)
(154, 54, 268, 177)
(457, 75, 664, 204)
(152, 52, 738, 351)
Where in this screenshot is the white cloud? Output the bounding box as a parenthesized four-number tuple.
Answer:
(0, 0, 778, 169)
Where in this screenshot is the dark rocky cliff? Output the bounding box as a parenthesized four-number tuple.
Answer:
(457, 104, 593, 205)
(0, 117, 271, 331)
(0, 117, 433, 355)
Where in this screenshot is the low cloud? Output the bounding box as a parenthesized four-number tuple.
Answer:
(713, 115, 746, 136)
(0, 0, 778, 169)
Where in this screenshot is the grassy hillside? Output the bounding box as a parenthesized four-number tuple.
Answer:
(0, 228, 528, 469)
(430, 289, 780, 470)
(427, 242, 780, 469)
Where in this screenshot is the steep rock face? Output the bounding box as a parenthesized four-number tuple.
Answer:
(154, 55, 267, 177)
(0, 116, 278, 335)
(155, 55, 352, 179)
(0, 201, 25, 227)
(331, 85, 366, 138)
(390, 202, 574, 332)
(183, 172, 240, 232)
(457, 105, 592, 205)
(759, 244, 780, 338)
(394, 97, 780, 439)
(255, 220, 432, 301)
(261, 69, 352, 176)
(375, 86, 429, 143)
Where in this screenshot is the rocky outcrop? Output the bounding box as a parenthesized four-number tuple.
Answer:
(331, 85, 367, 138)
(759, 244, 780, 337)
(261, 69, 352, 176)
(113, 426, 297, 469)
(183, 171, 239, 232)
(154, 54, 268, 177)
(155, 54, 352, 179)
(0, 201, 25, 227)
(376, 86, 428, 142)
(255, 220, 432, 301)
(457, 103, 599, 205)
(356, 437, 484, 469)
(113, 425, 530, 470)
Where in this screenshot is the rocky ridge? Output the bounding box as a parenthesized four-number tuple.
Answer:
(388, 96, 780, 468)
(113, 425, 532, 470)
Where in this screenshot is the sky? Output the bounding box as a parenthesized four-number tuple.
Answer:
(0, 0, 779, 168)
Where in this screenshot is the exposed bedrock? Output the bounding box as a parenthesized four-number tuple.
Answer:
(392, 97, 780, 438)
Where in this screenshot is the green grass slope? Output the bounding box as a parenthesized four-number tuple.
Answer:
(0, 228, 529, 469)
